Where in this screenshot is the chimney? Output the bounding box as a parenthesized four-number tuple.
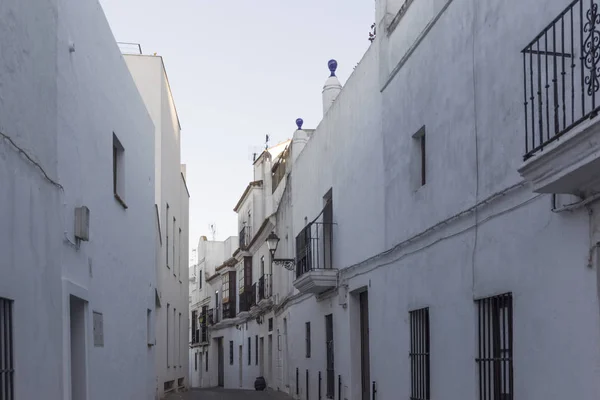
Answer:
(322, 59, 342, 115)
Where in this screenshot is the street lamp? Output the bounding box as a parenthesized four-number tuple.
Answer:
(265, 231, 295, 271)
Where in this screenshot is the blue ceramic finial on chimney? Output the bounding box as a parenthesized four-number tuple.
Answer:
(296, 118, 304, 130)
(328, 59, 338, 77)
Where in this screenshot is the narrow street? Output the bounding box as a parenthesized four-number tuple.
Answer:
(166, 388, 293, 400)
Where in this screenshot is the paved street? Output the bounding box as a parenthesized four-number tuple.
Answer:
(166, 388, 293, 400)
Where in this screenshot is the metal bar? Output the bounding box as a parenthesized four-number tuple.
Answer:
(562, 16, 567, 129)
(297, 368, 299, 395)
(554, 24, 561, 134)
(502, 295, 508, 398)
(582, 0, 587, 116)
(477, 301, 482, 400)
(508, 295, 514, 399)
(546, 32, 551, 141)
(8, 301, 12, 400)
(522, 49, 573, 57)
(418, 309, 422, 400)
(306, 370, 310, 400)
(411, 311, 415, 399)
(319, 371, 322, 399)
(338, 375, 341, 400)
(530, 48, 536, 150)
(524, 53, 530, 156)
(538, 40, 545, 149)
(1, 300, 4, 400)
(425, 309, 430, 400)
(487, 298, 492, 400)
(593, 0, 598, 110)
(572, 8, 576, 124)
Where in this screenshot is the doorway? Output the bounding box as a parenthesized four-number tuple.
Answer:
(217, 338, 224, 387)
(70, 295, 87, 400)
(359, 291, 371, 400)
(268, 334, 273, 385)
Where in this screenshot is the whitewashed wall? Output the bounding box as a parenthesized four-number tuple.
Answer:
(124, 54, 190, 398)
(1, 0, 157, 399)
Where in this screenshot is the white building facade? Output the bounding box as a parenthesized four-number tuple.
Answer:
(124, 54, 191, 399)
(198, 0, 600, 399)
(0, 1, 156, 399)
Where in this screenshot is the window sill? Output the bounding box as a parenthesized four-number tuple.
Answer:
(114, 193, 128, 209)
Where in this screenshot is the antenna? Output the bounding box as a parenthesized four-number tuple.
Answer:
(209, 223, 217, 241)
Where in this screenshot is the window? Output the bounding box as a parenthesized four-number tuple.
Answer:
(413, 126, 426, 187)
(112, 133, 126, 208)
(223, 273, 230, 302)
(166, 303, 170, 367)
(205, 349, 208, 371)
(173, 218, 176, 277)
(410, 307, 430, 400)
(147, 309, 153, 346)
(230, 341, 234, 365)
(255, 335, 259, 365)
(199, 269, 203, 290)
(268, 317, 273, 332)
(179, 227, 182, 280)
(325, 314, 334, 398)
(260, 256, 265, 276)
(305, 322, 311, 358)
(248, 337, 251, 365)
(179, 312, 182, 367)
(166, 204, 170, 268)
(0, 298, 14, 399)
(476, 293, 513, 400)
(173, 308, 176, 368)
(195, 352, 198, 371)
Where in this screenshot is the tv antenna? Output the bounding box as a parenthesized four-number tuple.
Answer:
(209, 223, 217, 241)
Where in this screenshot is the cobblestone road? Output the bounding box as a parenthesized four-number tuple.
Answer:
(166, 388, 293, 400)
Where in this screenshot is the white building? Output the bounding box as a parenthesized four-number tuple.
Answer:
(199, 0, 600, 399)
(188, 235, 238, 388)
(0, 1, 156, 399)
(124, 54, 191, 398)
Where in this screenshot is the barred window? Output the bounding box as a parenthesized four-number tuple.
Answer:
(476, 293, 513, 400)
(229, 340, 234, 365)
(0, 298, 14, 400)
(305, 322, 311, 358)
(410, 307, 430, 400)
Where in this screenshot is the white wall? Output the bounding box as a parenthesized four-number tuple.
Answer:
(1, 1, 157, 399)
(125, 54, 190, 398)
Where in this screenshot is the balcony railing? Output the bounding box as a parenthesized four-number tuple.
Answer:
(239, 286, 255, 313)
(258, 274, 272, 301)
(295, 220, 334, 279)
(522, 0, 600, 159)
(223, 300, 236, 319)
(239, 225, 252, 250)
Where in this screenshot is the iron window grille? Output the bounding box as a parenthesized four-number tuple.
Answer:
(305, 322, 311, 358)
(476, 293, 513, 400)
(0, 298, 14, 400)
(248, 337, 251, 365)
(255, 335, 259, 365)
(325, 314, 335, 398)
(409, 307, 430, 400)
(229, 341, 234, 365)
(268, 318, 273, 332)
(522, 0, 600, 159)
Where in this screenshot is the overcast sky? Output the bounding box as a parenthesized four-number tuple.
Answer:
(99, 0, 374, 260)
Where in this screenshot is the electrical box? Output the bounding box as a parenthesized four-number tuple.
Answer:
(74, 206, 90, 241)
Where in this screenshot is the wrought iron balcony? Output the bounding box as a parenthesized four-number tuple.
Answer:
(522, 0, 600, 159)
(519, 0, 600, 195)
(258, 274, 272, 301)
(239, 225, 252, 250)
(295, 221, 334, 279)
(293, 211, 336, 294)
